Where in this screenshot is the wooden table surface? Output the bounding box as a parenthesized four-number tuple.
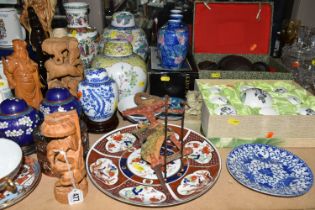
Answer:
(7, 115, 315, 210)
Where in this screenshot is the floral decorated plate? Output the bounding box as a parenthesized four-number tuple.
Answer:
(0, 157, 41, 209)
(86, 124, 221, 207)
(227, 144, 313, 197)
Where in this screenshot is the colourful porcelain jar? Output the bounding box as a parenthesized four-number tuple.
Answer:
(0, 98, 41, 155)
(157, 19, 189, 69)
(99, 11, 148, 60)
(78, 68, 118, 122)
(39, 87, 82, 116)
(64, 2, 98, 68)
(92, 40, 147, 100)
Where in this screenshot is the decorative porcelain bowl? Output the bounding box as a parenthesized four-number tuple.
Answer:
(298, 107, 315, 115)
(241, 88, 273, 108)
(39, 87, 82, 116)
(0, 138, 22, 192)
(215, 105, 237, 115)
(111, 11, 135, 28)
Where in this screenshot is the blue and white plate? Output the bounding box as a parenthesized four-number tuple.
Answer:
(226, 144, 313, 197)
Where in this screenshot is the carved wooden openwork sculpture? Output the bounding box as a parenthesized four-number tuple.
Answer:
(2, 39, 43, 109)
(42, 37, 84, 96)
(20, 0, 57, 38)
(122, 93, 193, 191)
(41, 110, 88, 204)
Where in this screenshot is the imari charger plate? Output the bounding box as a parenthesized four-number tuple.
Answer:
(227, 144, 313, 197)
(86, 124, 221, 207)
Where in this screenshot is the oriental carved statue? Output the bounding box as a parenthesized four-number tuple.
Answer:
(122, 93, 192, 192)
(2, 39, 43, 109)
(42, 37, 84, 96)
(41, 110, 88, 204)
(20, 0, 57, 38)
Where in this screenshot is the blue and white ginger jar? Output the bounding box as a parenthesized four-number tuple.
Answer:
(157, 19, 189, 69)
(39, 87, 82, 116)
(78, 68, 118, 122)
(0, 98, 41, 154)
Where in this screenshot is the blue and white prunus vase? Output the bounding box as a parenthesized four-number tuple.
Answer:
(157, 19, 189, 69)
(0, 98, 41, 155)
(78, 68, 118, 122)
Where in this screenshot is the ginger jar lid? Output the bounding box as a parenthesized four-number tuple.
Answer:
(45, 88, 72, 102)
(104, 40, 133, 57)
(84, 68, 112, 84)
(0, 98, 29, 115)
(111, 11, 135, 28)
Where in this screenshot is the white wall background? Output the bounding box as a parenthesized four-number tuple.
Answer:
(291, 0, 315, 27)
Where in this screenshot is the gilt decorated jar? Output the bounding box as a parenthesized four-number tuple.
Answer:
(99, 11, 148, 60)
(78, 68, 118, 122)
(64, 2, 98, 68)
(92, 40, 147, 100)
(0, 98, 41, 155)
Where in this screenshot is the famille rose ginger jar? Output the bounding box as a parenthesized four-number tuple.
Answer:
(92, 40, 147, 101)
(99, 11, 148, 60)
(39, 87, 82, 116)
(78, 68, 119, 133)
(0, 98, 41, 155)
(157, 19, 189, 69)
(64, 2, 98, 68)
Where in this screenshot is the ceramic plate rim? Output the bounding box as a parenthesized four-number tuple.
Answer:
(86, 124, 222, 207)
(226, 143, 314, 197)
(0, 158, 42, 209)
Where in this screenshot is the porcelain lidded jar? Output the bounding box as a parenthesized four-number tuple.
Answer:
(64, 2, 98, 68)
(0, 98, 41, 155)
(157, 19, 189, 69)
(99, 11, 148, 60)
(39, 87, 82, 116)
(78, 68, 119, 133)
(92, 39, 147, 100)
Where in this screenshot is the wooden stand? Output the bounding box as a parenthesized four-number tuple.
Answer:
(84, 113, 119, 134)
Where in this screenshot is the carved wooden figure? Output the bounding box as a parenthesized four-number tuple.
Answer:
(122, 93, 192, 191)
(41, 110, 88, 204)
(42, 37, 84, 96)
(20, 0, 57, 38)
(27, 6, 49, 92)
(2, 39, 43, 109)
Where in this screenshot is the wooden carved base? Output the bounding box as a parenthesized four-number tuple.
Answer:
(83, 113, 119, 134)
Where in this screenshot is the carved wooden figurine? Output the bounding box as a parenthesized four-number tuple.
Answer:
(2, 39, 43, 109)
(27, 6, 49, 92)
(122, 93, 192, 191)
(20, 0, 57, 38)
(41, 110, 88, 204)
(42, 37, 84, 96)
